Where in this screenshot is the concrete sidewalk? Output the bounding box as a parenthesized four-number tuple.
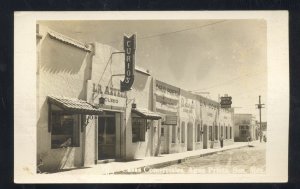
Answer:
(51, 141, 256, 175)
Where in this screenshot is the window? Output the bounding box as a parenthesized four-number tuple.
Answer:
(215, 125, 218, 140)
(51, 112, 80, 149)
(181, 122, 185, 143)
(172, 125, 176, 143)
(161, 127, 165, 137)
(132, 117, 146, 142)
(230, 126, 232, 139)
(209, 126, 212, 141)
(241, 130, 247, 135)
(246, 125, 249, 130)
(225, 126, 228, 139)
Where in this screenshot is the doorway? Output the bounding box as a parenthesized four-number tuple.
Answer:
(187, 122, 193, 151)
(203, 125, 208, 149)
(98, 112, 116, 160)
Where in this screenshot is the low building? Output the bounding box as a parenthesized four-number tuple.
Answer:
(233, 114, 257, 142)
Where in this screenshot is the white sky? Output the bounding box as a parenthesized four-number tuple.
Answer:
(40, 20, 267, 121)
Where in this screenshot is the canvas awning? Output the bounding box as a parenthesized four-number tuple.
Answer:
(47, 95, 102, 115)
(132, 108, 162, 120)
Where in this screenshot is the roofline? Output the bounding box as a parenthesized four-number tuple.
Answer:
(48, 30, 92, 52)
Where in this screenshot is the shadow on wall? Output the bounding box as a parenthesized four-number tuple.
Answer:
(40, 35, 88, 75)
(132, 72, 148, 91)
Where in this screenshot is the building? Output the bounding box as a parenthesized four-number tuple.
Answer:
(233, 114, 257, 142)
(36, 24, 235, 172)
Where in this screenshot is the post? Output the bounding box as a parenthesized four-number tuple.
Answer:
(259, 96, 262, 142)
(256, 95, 264, 143)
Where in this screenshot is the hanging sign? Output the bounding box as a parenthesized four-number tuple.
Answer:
(120, 34, 136, 92)
(220, 96, 232, 108)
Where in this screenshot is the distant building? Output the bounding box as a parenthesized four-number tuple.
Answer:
(233, 114, 258, 142)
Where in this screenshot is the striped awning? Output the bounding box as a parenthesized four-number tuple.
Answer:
(132, 108, 162, 120)
(47, 95, 102, 115)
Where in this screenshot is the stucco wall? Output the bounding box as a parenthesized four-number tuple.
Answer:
(37, 25, 92, 172)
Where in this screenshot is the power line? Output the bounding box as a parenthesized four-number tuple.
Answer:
(192, 70, 267, 92)
(107, 20, 227, 44)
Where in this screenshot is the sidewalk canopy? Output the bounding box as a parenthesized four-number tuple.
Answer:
(47, 95, 102, 115)
(132, 108, 162, 120)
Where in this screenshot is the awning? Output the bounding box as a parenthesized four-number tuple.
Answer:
(132, 108, 162, 120)
(48, 95, 102, 115)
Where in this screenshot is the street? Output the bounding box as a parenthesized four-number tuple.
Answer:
(141, 142, 266, 174)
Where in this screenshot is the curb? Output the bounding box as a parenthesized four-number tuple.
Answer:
(113, 144, 250, 174)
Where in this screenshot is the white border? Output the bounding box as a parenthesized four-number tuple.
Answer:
(14, 11, 289, 183)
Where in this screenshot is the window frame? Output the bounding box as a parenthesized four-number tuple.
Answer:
(50, 110, 80, 149)
(132, 117, 146, 143)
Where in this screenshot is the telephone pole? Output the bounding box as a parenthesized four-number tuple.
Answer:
(256, 95, 265, 143)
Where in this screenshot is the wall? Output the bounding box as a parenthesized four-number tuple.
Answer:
(126, 71, 157, 159)
(37, 25, 92, 172)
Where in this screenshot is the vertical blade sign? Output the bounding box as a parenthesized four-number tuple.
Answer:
(120, 34, 136, 92)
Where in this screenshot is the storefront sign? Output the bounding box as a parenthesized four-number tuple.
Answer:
(155, 80, 179, 114)
(163, 115, 178, 125)
(90, 82, 126, 108)
(220, 96, 232, 108)
(120, 34, 136, 92)
(180, 97, 195, 117)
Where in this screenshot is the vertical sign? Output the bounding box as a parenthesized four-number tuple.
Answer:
(120, 34, 136, 92)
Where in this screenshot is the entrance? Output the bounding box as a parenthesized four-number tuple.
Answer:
(98, 112, 116, 160)
(187, 122, 193, 151)
(203, 125, 208, 149)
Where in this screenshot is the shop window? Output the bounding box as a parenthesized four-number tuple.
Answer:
(51, 112, 80, 149)
(161, 127, 165, 137)
(132, 117, 146, 142)
(172, 125, 176, 143)
(181, 122, 185, 143)
(215, 125, 218, 140)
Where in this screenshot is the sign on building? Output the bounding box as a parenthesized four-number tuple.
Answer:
(121, 34, 136, 92)
(220, 96, 232, 108)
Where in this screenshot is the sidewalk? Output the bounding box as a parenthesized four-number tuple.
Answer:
(52, 141, 257, 175)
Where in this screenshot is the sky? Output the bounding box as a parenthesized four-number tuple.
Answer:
(40, 20, 267, 121)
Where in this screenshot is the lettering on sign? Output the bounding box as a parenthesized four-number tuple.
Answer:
(92, 83, 126, 98)
(120, 34, 136, 92)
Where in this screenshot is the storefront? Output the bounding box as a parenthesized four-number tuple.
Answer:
(154, 79, 180, 154)
(234, 114, 256, 142)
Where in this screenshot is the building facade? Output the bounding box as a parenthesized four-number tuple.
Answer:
(233, 114, 257, 142)
(37, 25, 235, 172)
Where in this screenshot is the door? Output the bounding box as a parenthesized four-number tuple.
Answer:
(160, 125, 169, 154)
(187, 122, 193, 151)
(203, 125, 208, 149)
(98, 113, 116, 160)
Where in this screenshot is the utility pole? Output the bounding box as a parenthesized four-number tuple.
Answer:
(256, 95, 265, 143)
